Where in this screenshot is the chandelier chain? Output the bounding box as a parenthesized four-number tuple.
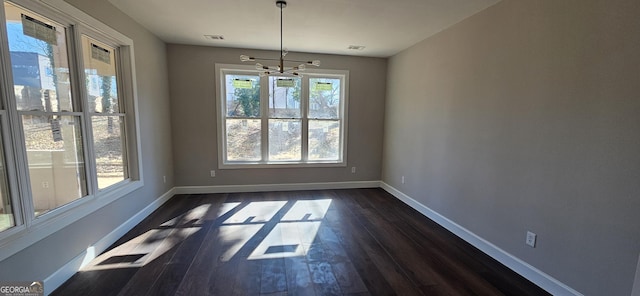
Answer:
(240, 0, 321, 76)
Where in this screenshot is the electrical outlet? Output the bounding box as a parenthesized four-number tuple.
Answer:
(210, 170, 216, 177)
(526, 231, 537, 248)
(42, 181, 49, 188)
(351, 167, 356, 174)
(401, 176, 405, 184)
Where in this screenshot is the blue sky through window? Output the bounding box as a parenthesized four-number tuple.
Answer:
(6, 22, 49, 55)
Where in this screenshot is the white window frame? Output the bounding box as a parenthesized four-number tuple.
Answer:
(0, 0, 143, 261)
(215, 63, 349, 169)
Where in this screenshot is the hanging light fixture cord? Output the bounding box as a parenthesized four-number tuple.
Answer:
(240, 0, 321, 76)
(279, 0, 284, 72)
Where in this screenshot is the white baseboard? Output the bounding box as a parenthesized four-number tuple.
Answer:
(379, 182, 583, 296)
(43, 188, 175, 295)
(174, 180, 381, 195)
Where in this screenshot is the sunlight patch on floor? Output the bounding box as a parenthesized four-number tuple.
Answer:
(248, 221, 321, 260)
(217, 202, 241, 218)
(216, 199, 332, 261)
(217, 224, 264, 261)
(80, 198, 335, 270)
(224, 201, 287, 224)
(161, 204, 211, 227)
(282, 199, 332, 221)
(80, 204, 210, 271)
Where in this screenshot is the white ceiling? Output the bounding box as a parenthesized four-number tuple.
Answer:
(108, 0, 500, 58)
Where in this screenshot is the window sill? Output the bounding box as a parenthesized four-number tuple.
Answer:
(0, 179, 143, 262)
(220, 161, 347, 170)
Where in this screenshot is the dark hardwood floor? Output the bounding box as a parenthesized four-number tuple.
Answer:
(53, 188, 550, 296)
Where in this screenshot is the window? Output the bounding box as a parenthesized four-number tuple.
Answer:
(5, 2, 88, 216)
(81, 35, 128, 189)
(0, 0, 141, 256)
(216, 64, 348, 167)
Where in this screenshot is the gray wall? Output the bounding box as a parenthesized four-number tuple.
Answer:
(383, 0, 640, 295)
(168, 45, 386, 186)
(0, 0, 174, 283)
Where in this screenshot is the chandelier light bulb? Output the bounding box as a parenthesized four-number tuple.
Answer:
(256, 63, 268, 70)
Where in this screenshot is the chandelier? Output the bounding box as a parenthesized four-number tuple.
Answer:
(240, 0, 320, 76)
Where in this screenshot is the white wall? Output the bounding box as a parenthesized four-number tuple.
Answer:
(383, 0, 640, 295)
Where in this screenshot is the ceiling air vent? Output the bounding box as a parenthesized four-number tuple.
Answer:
(205, 35, 224, 40)
(347, 45, 365, 50)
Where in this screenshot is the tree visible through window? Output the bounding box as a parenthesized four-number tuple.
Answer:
(218, 65, 348, 166)
(225, 74, 261, 161)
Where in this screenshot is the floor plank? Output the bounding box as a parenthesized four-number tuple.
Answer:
(53, 189, 550, 296)
(284, 257, 315, 296)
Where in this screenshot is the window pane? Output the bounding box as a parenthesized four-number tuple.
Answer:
(226, 119, 261, 161)
(92, 116, 127, 189)
(4, 3, 74, 112)
(82, 36, 119, 113)
(269, 119, 301, 161)
(308, 120, 340, 161)
(309, 78, 340, 119)
(23, 115, 87, 216)
(0, 122, 15, 232)
(269, 76, 300, 118)
(226, 75, 260, 118)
